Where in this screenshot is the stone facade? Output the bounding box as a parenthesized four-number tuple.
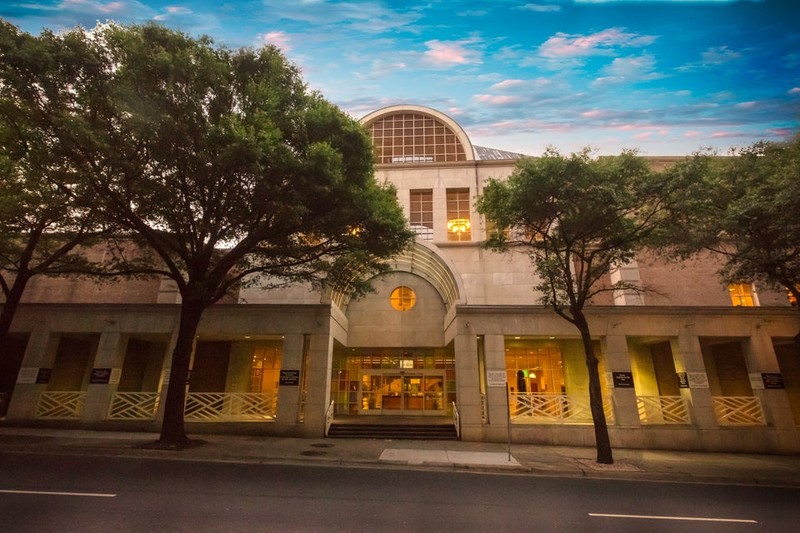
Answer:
(2, 105, 798, 453)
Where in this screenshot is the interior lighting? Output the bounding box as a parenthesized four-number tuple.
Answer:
(447, 218, 471, 234)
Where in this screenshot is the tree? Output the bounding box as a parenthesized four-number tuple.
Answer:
(477, 148, 677, 464)
(37, 23, 412, 448)
(665, 138, 800, 354)
(0, 22, 107, 364)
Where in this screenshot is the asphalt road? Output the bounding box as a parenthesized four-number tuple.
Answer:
(0, 452, 797, 532)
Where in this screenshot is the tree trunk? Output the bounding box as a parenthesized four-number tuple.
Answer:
(573, 309, 614, 464)
(157, 296, 206, 448)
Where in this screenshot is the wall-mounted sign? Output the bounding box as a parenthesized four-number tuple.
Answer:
(90, 368, 112, 384)
(762, 373, 785, 389)
(279, 369, 301, 386)
(486, 370, 507, 388)
(611, 372, 634, 388)
(677, 372, 689, 389)
(36, 368, 52, 384)
(749, 372, 765, 390)
(687, 372, 709, 389)
(16, 367, 39, 384)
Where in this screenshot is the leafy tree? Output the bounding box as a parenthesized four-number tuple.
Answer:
(34, 23, 411, 448)
(665, 138, 800, 354)
(477, 148, 678, 464)
(0, 22, 107, 364)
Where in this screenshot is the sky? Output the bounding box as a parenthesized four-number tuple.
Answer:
(2, 0, 798, 156)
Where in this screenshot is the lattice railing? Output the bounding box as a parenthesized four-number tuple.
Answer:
(184, 392, 277, 422)
(637, 395, 690, 424)
(36, 391, 86, 420)
(108, 392, 160, 420)
(713, 396, 766, 426)
(510, 393, 614, 424)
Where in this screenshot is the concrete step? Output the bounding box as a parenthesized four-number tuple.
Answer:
(328, 423, 458, 440)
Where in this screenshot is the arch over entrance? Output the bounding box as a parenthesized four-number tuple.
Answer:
(330, 240, 464, 313)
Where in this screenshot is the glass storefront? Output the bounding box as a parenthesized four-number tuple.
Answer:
(331, 346, 456, 416)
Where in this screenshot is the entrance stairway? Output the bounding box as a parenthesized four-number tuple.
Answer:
(327, 418, 459, 440)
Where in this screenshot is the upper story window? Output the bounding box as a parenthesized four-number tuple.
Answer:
(410, 189, 433, 241)
(368, 113, 467, 164)
(728, 283, 757, 307)
(446, 188, 471, 242)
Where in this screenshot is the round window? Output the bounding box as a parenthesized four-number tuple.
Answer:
(390, 286, 416, 311)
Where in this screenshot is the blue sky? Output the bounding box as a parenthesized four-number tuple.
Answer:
(2, 0, 798, 155)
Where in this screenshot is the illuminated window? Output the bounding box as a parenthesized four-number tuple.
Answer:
(728, 283, 756, 307)
(410, 189, 433, 240)
(789, 287, 799, 306)
(390, 286, 416, 311)
(368, 113, 467, 164)
(446, 188, 471, 241)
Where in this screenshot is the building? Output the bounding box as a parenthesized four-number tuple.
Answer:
(2, 104, 799, 453)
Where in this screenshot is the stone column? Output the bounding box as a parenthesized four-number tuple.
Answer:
(300, 332, 334, 437)
(154, 328, 181, 423)
(453, 329, 482, 437)
(275, 333, 305, 432)
(743, 328, 796, 428)
(672, 327, 717, 428)
(6, 329, 60, 420)
(602, 333, 640, 427)
(82, 329, 128, 421)
(483, 334, 510, 433)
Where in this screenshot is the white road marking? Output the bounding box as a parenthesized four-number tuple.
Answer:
(589, 513, 757, 524)
(0, 489, 116, 498)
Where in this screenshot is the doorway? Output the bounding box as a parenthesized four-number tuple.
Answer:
(360, 371, 445, 415)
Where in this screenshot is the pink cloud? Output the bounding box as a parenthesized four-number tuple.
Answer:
(473, 94, 520, 106)
(257, 31, 291, 51)
(423, 40, 481, 67)
(539, 28, 656, 58)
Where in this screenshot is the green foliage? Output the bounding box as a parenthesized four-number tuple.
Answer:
(0, 21, 108, 314)
(478, 147, 671, 321)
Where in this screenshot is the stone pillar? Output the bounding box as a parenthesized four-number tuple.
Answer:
(300, 332, 334, 437)
(82, 329, 128, 421)
(453, 329, 482, 436)
(610, 259, 645, 306)
(154, 328, 180, 423)
(743, 328, 796, 428)
(603, 333, 640, 427)
(275, 333, 305, 432)
(673, 327, 717, 428)
(483, 334, 509, 432)
(6, 329, 60, 420)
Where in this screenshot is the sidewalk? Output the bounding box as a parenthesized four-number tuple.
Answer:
(1, 426, 799, 488)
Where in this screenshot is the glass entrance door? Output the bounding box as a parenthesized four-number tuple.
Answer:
(360, 371, 445, 415)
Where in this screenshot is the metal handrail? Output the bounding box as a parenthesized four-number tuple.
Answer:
(325, 400, 335, 436)
(452, 401, 461, 438)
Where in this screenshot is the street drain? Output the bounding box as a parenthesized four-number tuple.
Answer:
(310, 443, 334, 448)
(300, 450, 327, 456)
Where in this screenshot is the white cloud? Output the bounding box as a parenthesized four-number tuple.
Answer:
(516, 4, 561, 12)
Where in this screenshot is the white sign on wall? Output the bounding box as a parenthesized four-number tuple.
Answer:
(687, 372, 710, 389)
(486, 370, 507, 388)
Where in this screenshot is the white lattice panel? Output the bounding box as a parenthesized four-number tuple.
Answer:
(713, 396, 765, 426)
(637, 395, 690, 424)
(185, 392, 277, 421)
(108, 392, 160, 420)
(510, 393, 614, 424)
(36, 391, 86, 420)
